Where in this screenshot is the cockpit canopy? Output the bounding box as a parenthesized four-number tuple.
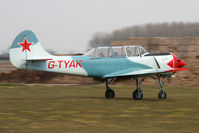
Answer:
(84, 45, 149, 58)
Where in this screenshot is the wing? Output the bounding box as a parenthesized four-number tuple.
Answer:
(103, 68, 188, 78)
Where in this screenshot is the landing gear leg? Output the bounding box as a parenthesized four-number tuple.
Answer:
(132, 77, 143, 100)
(105, 79, 115, 99)
(158, 76, 167, 99)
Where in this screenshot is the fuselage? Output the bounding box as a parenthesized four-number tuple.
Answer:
(27, 53, 180, 78)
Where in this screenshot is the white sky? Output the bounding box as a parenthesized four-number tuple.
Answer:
(0, 0, 199, 54)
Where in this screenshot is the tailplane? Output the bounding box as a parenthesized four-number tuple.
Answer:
(9, 30, 53, 69)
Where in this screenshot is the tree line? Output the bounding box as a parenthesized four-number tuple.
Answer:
(89, 22, 199, 48)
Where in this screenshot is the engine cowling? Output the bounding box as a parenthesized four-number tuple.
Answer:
(167, 53, 186, 68)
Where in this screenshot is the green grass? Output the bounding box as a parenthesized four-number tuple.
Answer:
(0, 84, 199, 133)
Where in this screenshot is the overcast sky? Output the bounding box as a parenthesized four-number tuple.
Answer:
(0, 0, 199, 54)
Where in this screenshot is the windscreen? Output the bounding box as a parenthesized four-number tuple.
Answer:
(84, 48, 99, 57)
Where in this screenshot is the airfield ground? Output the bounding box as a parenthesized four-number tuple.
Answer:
(0, 84, 198, 133)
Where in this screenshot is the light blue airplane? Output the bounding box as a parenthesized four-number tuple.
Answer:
(9, 30, 188, 100)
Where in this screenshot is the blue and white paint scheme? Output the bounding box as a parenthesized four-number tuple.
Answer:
(9, 30, 188, 100)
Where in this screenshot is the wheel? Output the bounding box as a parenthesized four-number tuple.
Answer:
(105, 89, 115, 99)
(132, 89, 143, 100)
(158, 90, 167, 99)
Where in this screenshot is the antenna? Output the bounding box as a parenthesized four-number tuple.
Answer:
(25, 35, 28, 69)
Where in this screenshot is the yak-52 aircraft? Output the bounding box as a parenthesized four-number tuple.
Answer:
(9, 30, 188, 100)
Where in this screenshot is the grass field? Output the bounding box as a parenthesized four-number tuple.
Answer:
(0, 84, 199, 133)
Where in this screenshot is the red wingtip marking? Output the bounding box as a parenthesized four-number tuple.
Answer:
(165, 68, 188, 72)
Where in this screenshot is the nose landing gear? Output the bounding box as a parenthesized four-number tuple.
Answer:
(158, 76, 167, 99)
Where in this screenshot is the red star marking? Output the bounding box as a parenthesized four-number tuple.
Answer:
(18, 37, 33, 52)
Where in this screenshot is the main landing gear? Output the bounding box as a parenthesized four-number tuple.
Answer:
(105, 79, 115, 98)
(132, 77, 143, 100)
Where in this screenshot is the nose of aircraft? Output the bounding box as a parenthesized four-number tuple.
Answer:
(168, 53, 186, 68)
(177, 59, 186, 68)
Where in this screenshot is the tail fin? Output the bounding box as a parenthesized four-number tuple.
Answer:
(9, 30, 52, 69)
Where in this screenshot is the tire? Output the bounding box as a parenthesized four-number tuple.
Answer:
(158, 90, 167, 99)
(133, 89, 143, 100)
(105, 89, 115, 99)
